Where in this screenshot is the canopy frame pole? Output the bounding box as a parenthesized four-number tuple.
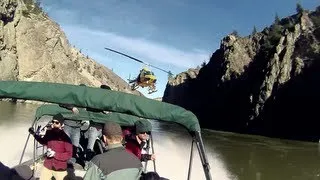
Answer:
(33, 131, 36, 173)
(19, 118, 37, 165)
(144, 138, 151, 173)
(150, 132, 156, 172)
(187, 138, 195, 180)
(33, 120, 42, 175)
(195, 131, 212, 180)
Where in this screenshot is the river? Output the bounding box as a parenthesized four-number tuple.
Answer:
(0, 101, 320, 180)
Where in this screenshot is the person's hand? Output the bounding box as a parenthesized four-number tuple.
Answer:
(28, 127, 35, 135)
(150, 154, 156, 161)
(46, 148, 55, 158)
(39, 127, 47, 136)
(103, 111, 111, 114)
(136, 135, 142, 144)
(72, 107, 79, 114)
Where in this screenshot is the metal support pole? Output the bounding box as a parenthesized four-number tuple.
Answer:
(33, 135, 36, 171)
(144, 138, 150, 173)
(150, 133, 156, 172)
(195, 131, 212, 180)
(19, 118, 37, 165)
(187, 138, 195, 180)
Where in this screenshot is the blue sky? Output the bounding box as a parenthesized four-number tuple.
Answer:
(40, 0, 319, 98)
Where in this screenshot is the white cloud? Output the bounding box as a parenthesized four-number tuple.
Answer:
(42, 4, 211, 70)
(62, 25, 210, 69)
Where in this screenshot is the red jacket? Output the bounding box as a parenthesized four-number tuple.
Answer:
(125, 136, 142, 159)
(123, 128, 151, 161)
(34, 128, 73, 171)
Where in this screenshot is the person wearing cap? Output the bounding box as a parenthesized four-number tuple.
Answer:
(28, 113, 73, 180)
(83, 121, 142, 180)
(124, 119, 156, 162)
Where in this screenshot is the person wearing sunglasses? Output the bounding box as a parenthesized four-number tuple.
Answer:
(28, 113, 73, 180)
(124, 119, 156, 162)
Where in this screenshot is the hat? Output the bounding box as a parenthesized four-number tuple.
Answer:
(135, 120, 152, 134)
(52, 113, 65, 124)
(103, 121, 123, 137)
(141, 172, 168, 180)
(100, 84, 111, 90)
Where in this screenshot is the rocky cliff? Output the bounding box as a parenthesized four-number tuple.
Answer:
(163, 7, 320, 141)
(0, 0, 141, 95)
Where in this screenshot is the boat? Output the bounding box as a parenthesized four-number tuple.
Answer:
(0, 80, 212, 180)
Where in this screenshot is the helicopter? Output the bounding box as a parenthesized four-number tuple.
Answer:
(104, 47, 173, 94)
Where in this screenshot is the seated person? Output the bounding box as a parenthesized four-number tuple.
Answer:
(60, 84, 111, 161)
(124, 119, 156, 162)
(58, 104, 84, 163)
(83, 121, 103, 161)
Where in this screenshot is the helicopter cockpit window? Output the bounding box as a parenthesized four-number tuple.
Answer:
(144, 71, 152, 75)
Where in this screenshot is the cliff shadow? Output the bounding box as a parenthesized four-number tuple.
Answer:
(193, 39, 274, 133)
(261, 57, 320, 141)
(163, 44, 273, 133)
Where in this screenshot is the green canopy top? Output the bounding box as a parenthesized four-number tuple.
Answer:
(0, 81, 201, 132)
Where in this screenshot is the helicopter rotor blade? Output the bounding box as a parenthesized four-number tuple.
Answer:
(104, 47, 147, 65)
(148, 64, 172, 74)
(104, 47, 172, 75)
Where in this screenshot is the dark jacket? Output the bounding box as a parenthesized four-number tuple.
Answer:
(83, 144, 142, 180)
(34, 128, 73, 171)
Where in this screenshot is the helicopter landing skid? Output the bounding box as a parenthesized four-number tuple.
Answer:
(130, 84, 139, 91)
(148, 90, 157, 94)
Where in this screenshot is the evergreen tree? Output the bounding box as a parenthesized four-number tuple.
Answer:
(201, 61, 207, 67)
(296, 2, 304, 14)
(252, 26, 257, 35)
(231, 30, 239, 36)
(167, 71, 173, 79)
(274, 13, 280, 24)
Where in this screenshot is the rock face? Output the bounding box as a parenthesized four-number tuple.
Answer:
(163, 7, 320, 141)
(0, 0, 141, 95)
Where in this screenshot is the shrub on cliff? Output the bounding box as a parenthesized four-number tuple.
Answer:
(262, 24, 283, 51)
(310, 6, 320, 27)
(22, 0, 43, 16)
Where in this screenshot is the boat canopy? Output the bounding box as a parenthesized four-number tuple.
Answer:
(0, 81, 201, 132)
(1, 80, 212, 180)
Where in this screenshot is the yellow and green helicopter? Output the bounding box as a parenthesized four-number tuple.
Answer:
(104, 47, 173, 94)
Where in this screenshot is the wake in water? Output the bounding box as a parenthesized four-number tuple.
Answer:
(148, 121, 236, 180)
